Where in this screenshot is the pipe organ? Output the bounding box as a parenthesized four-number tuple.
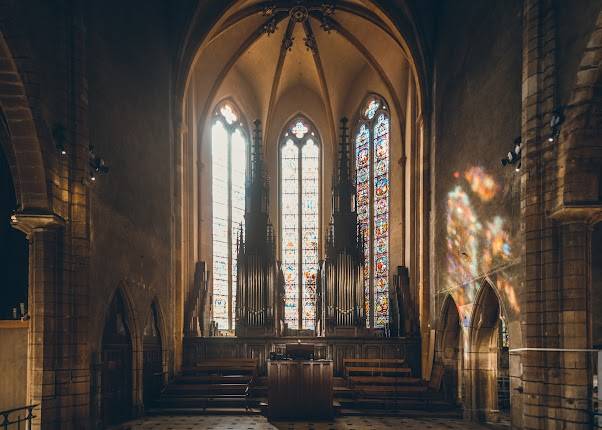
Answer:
(235, 120, 285, 337)
(318, 118, 366, 336)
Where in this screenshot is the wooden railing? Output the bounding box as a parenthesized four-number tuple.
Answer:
(184, 261, 209, 337)
(0, 405, 38, 430)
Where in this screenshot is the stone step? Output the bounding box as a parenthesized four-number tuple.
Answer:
(337, 396, 453, 410)
(175, 375, 252, 384)
(338, 407, 462, 418)
(147, 407, 262, 415)
(165, 383, 248, 392)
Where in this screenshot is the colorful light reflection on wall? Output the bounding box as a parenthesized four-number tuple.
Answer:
(444, 166, 520, 322)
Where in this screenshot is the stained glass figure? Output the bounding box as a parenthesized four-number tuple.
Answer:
(364, 99, 380, 120)
(211, 103, 247, 332)
(355, 97, 390, 328)
(280, 118, 320, 330)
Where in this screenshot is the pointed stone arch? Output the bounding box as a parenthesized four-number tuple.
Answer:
(96, 286, 143, 427)
(555, 9, 602, 216)
(0, 32, 50, 211)
(467, 280, 509, 423)
(437, 294, 463, 404)
(142, 299, 166, 408)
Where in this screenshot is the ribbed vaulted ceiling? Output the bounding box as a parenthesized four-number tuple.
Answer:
(190, 0, 414, 148)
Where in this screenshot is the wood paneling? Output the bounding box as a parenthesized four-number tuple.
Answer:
(184, 336, 421, 376)
(268, 360, 333, 419)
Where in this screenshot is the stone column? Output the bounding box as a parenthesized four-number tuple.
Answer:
(558, 221, 591, 427)
(11, 211, 64, 430)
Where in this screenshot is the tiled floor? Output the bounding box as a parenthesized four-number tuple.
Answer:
(114, 415, 504, 430)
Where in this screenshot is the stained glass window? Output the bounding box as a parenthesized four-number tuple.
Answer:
(280, 118, 320, 330)
(211, 102, 247, 333)
(355, 96, 390, 328)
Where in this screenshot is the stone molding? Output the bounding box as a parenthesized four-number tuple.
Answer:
(10, 210, 65, 236)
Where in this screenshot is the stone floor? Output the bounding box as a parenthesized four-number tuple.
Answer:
(114, 415, 504, 430)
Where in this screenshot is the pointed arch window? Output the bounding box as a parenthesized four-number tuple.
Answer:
(355, 95, 390, 328)
(211, 101, 248, 332)
(280, 117, 320, 331)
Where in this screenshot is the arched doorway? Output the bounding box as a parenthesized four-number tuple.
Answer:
(101, 292, 133, 426)
(471, 283, 510, 423)
(143, 302, 163, 408)
(440, 296, 463, 404)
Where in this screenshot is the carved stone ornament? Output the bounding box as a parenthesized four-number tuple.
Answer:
(290, 5, 309, 23)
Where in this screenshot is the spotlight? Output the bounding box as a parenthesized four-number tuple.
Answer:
(501, 137, 521, 171)
(548, 107, 564, 142)
(88, 145, 109, 182)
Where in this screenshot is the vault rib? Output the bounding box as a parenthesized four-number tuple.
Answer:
(302, 19, 337, 147)
(264, 18, 297, 142)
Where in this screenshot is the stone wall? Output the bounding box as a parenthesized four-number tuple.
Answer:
(0, 322, 28, 411)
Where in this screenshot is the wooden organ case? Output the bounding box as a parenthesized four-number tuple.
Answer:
(317, 118, 366, 337)
(235, 120, 285, 337)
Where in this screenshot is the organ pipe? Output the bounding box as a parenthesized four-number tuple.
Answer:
(317, 118, 366, 336)
(235, 120, 284, 337)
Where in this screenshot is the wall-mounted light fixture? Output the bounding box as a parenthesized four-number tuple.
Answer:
(88, 144, 109, 182)
(52, 123, 67, 156)
(501, 137, 522, 172)
(548, 107, 564, 142)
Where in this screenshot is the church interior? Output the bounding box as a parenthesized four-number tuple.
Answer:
(0, 1, 601, 429)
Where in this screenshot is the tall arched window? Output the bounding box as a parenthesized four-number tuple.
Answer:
(211, 101, 248, 332)
(355, 95, 390, 328)
(280, 117, 320, 331)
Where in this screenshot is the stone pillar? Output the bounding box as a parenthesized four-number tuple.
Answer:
(11, 211, 64, 430)
(557, 220, 595, 428)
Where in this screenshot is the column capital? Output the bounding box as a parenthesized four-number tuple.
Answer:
(548, 204, 602, 225)
(10, 210, 65, 236)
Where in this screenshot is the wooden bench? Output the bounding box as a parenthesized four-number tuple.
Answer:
(183, 358, 258, 377)
(175, 358, 258, 410)
(343, 358, 409, 377)
(343, 358, 406, 366)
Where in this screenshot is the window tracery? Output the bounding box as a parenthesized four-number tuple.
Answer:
(280, 117, 320, 330)
(355, 95, 390, 328)
(211, 101, 247, 332)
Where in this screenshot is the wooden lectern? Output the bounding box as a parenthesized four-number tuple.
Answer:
(267, 358, 333, 420)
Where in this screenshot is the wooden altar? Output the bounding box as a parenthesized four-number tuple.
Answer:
(267, 360, 333, 419)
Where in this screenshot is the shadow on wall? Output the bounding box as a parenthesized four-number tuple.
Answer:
(443, 166, 519, 327)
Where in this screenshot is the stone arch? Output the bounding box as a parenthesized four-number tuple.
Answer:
(97, 286, 143, 426)
(142, 298, 166, 408)
(468, 281, 510, 423)
(557, 9, 602, 209)
(437, 294, 463, 404)
(0, 32, 50, 211)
